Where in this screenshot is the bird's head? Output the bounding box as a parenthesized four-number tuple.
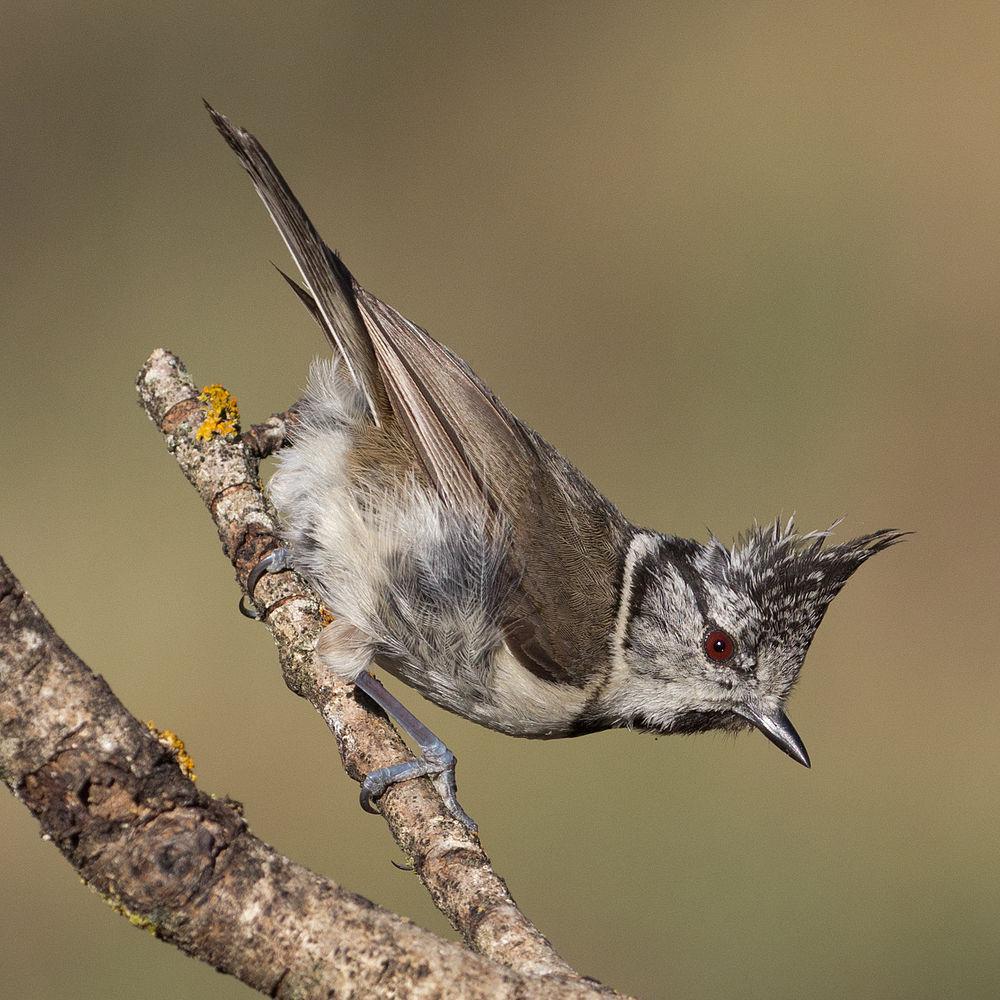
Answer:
(605, 519, 905, 764)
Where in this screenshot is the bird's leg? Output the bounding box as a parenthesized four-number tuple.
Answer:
(238, 546, 293, 619)
(353, 671, 477, 832)
(316, 620, 476, 830)
(242, 559, 477, 830)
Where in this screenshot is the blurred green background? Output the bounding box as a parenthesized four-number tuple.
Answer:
(2, 3, 996, 998)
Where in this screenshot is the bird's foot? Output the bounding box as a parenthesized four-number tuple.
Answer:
(354, 670, 477, 832)
(360, 738, 476, 831)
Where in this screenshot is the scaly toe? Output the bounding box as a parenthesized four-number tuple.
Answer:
(431, 769, 477, 832)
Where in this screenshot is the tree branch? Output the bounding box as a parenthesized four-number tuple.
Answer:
(0, 556, 619, 997)
(134, 348, 582, 980)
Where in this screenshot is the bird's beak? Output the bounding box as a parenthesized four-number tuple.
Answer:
(736, 705, 811, 768)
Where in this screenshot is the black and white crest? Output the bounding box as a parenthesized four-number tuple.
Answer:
(722, 518, 906, 657)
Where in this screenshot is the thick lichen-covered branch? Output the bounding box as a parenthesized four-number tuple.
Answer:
(0, 556, 617, 998)
(134, 348, 587, 982)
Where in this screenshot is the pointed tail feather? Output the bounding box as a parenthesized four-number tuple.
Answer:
(206, 102, 388, 424)
(272, 262, 324, 324)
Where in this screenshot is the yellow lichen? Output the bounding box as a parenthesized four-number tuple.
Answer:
(146, 721, 197, 781)
(123, 908, 158, 934)
(98, 886, 159, 936)
(195, 383, 240, 441)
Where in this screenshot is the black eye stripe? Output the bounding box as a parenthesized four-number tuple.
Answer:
(658, 537, 712, 620)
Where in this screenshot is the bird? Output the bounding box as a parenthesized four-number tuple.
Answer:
(207, 104, 904, 831)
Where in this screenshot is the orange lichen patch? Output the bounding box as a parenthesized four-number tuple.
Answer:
(146, 721, 197, 781)
(319, 606, 336, 625)
(195, 384, 240, 441)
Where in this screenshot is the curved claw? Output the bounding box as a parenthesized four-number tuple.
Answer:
(239, 546, 293, 620)
(238, 595, 262, 620)
(431, 769, 478, 832)
(360, 778, 381, 815)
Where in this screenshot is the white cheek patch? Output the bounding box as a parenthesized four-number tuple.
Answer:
(599, 540, 759, 727)
(647, 567, 702, 643)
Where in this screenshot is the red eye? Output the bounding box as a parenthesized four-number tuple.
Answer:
(705, 629, 736, 663)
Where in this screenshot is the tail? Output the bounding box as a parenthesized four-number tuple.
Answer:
(206, 102, 388, 424)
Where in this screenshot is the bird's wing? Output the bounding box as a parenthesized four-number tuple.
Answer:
(210, 105, 630, 682)
(350, 285, 632, 683)
(350, 285, 526, 511)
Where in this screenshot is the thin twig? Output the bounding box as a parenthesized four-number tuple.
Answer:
(241, 406, 300, 459)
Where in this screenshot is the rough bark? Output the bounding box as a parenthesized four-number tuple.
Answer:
(134, 348, 581, 980)
(0, 556, 619, 998)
